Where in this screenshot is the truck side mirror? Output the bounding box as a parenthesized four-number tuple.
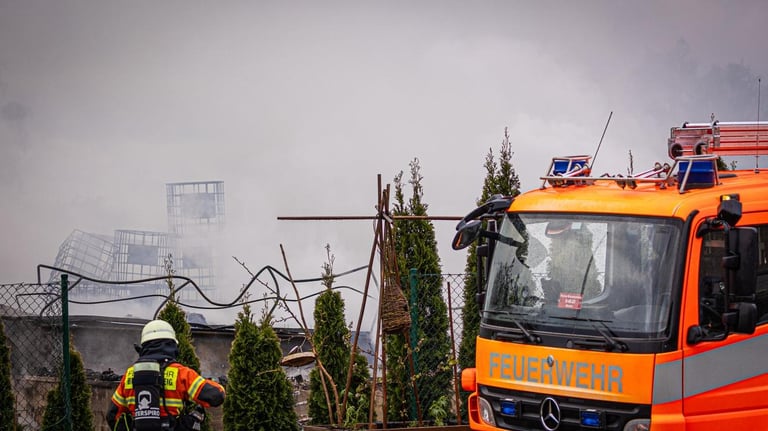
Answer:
(453, 220, 482, 250)
(687, 300, 757, 344)
(733, 302, 757, 334)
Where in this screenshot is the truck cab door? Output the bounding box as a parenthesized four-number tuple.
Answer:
(681, 214, 768, 428)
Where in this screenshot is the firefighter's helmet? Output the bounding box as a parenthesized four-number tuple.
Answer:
(140, 320, 178, 345)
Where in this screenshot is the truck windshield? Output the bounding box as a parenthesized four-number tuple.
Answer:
(483, 213, 682, 340)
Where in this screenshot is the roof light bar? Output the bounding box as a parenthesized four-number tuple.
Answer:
(540, 156, 674, 190)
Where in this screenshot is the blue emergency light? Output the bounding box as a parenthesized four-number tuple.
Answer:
(579, 409, 605, 428)
(551, 155, 591, 177)
(499, 399, 520, 417)
(676, 155, 718, 191)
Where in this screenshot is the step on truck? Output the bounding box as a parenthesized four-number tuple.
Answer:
(452, 121, 768, 431)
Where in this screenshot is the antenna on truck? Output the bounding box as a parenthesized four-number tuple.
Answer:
(590, 111, 613, 170)
(756, 77, 762, 173)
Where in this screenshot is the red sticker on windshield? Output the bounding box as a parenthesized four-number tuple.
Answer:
(558, 293, 583, 309)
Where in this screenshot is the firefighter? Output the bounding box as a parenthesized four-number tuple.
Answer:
(543, 221, 601, 301)
(106, 320, 226, 431)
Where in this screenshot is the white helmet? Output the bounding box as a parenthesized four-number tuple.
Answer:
(140, 320, 178, 345)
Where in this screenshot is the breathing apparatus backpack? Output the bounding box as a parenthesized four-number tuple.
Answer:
(131, 359, 166, 431)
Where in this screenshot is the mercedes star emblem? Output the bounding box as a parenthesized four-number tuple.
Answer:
(540, 397, 561, 431)
(546, 354, 555, 367)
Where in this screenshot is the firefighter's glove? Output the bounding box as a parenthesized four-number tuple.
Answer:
(178, 406, 205, 431)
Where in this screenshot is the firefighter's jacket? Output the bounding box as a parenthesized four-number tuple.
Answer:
(106, 340, 225, 429)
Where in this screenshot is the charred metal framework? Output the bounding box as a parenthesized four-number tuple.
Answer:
(111, 229, 177, 297)
(49, 181, 224, 303)
(112, 229, 174, 281)
(166, 181, 225, 236)
(49, 230, 121, 299)
(50, 230, 114, 281)
(166, 181, 225, 300)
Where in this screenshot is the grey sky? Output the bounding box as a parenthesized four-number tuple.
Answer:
(1, 1, 767, 324)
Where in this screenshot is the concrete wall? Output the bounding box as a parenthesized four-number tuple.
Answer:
(69, 316, 239, 378)
(68, 316, 311, 378)
(12, 376, 57, 429)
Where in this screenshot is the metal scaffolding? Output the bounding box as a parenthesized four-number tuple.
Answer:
(48, 230, 115, 298)
(166, 180, 225, 301)
(46, 181, 225, 302)
(166, 181, 225, 236)
(111, 229, 176, 297)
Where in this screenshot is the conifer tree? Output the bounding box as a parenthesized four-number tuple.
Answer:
(457, 146, 497, 378)
(308, 245, 370, 425)
(158, 299, 201, 371)
(160, 255, 202, 372)
(385, 172, 412, 422)
(41, 341, 94, 431)
(0, 319, 15, 431)
(223, 304, 298, 431)
(388, 158, 452, 423)
(458, 128, 521, 418)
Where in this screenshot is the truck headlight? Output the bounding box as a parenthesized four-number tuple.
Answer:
(478, 397, 496, 426)
(624, 418, 650, 431)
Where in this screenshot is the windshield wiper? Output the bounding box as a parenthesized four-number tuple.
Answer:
(590, 320, 629, 352)
(551, 316, 628, 352)
(483, 310, 542, 344)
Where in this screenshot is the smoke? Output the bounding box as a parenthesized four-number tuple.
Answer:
(1, 1, 767, 326)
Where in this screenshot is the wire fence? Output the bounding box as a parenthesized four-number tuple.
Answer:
(1, 281, 63, 430)
(383, 271, 468, 426)
(442, 274, 469, 359)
